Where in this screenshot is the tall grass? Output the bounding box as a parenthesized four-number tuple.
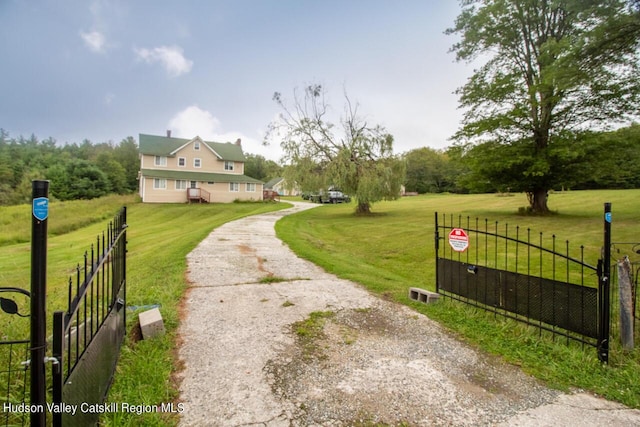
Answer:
(276, 190, 640, 408)
(0, 194, 137, 246)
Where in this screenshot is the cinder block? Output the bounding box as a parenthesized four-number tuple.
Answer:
(139, 308, 165, 339)
(409, 287, 440, 304)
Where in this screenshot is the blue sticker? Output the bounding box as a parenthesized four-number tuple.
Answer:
(33, 197, 49, 221)
(605, 212, 612, 223)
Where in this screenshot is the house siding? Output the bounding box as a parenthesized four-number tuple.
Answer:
(138, 134, 262, 203)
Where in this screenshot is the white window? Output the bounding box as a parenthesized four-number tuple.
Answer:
(178, 157, 186, 167)
(224, 161, 234, 171)
(246, 183, 256, 192)
(194, 141, 200, 150)
(153, 178, 167, 189)
(194, 158, 201, 168)
(175, 180, 187, 190)
(229, 182, 239, 192)
(155, 156, 167, 167)
(190, 181, 197, 188)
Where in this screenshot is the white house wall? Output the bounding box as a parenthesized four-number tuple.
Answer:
(140, 177, 263, 203)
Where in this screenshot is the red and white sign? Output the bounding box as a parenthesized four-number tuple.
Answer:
(448, 228, 469, 252)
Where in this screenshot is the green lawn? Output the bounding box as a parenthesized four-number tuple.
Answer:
(276, 189, 640, 408)
(1, 190, 638, 426)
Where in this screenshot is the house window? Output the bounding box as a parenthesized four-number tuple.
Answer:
(175, 180, 187, 190)
(190, 181, 197, 188)
(224, 161, 234, 171)
(194, 158, 201, 168)
(153, 178, 167, 189)
(194, 141, 200, 150)
(246, 183, 256, 192)
(155, 156, 167, 167)
(178, 157, 186, 167)
(229, 182, 239, 192)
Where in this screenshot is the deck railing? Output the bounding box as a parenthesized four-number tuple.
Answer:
(187, 188, 210, 203)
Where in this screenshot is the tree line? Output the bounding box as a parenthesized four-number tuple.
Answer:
(403, 124, 640, 195)
(0, 130, 140, 205)
(2, 122, 637, 207)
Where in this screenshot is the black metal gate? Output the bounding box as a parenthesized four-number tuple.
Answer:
(1, 181, 127, 427)
(435, 204, 611, 362)
(1, 289, 31, 427)
(51, 206, 127, 427)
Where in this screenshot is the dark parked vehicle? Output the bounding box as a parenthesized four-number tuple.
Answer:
(309, 188, 351, 204)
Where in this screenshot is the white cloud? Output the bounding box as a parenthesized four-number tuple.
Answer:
(104, 93, 115, 106)
(80, 30, 106, 53)
(168, 106, 220, 139)
(167, 106, 282, 160)
(134, 45, 193, 77)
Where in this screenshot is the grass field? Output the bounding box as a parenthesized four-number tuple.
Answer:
(276, 189, 640, 408)
(1, 189, 639, 426)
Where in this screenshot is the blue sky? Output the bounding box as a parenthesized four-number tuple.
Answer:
(0, 0, 473, 160)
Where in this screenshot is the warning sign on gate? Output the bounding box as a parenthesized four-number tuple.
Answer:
(448, 228, 469, 252)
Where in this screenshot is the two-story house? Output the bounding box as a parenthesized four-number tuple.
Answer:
(138, 132, 264, 203)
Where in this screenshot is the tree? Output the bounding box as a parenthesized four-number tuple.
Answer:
(404, 147, 457, 193)
(243, 153, 283, 182)
(96, 151, 128, 194)
(447, 0, 640, 213)
(113, 136, 141, 192)
(46, 159, 110, 200)
(265, 84, 405, 214)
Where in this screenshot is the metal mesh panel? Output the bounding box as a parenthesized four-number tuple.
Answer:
(60, 291, 125, 426)
(438, 259, 598, 339)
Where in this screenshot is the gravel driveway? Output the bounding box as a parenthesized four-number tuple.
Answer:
(177, 201, 640, 426)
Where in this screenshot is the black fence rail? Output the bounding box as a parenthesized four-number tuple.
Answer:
(435, 212, 605, 356)
(1, 287, 31, 427)
(51, 207, 127, 427)
(0, 340, 30, 427)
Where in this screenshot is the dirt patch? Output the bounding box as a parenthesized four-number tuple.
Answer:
(237, 243, 273, 276)
(264, 302, 559, 426)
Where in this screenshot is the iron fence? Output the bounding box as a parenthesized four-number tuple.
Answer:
(1, 334, 30, 427)
(435, 210, 608, 360)
(51, 206, 127, 427)
(1, 284, 32, 427)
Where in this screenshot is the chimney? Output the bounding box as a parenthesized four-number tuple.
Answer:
(235, 138, 241, 146)
(167, 130, 172, 138)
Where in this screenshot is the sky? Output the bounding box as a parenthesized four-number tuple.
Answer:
(0, 0, 474, 161)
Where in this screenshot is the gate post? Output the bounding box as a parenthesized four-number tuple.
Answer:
(30, 180, 49, 426)
(435, 212, 440, 293)
(598, 202, 612, 363)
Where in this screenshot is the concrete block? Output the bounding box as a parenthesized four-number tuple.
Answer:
(409, 287, 440, 304)
(139, 307, 165, 339)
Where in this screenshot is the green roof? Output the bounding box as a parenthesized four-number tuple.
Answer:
(140, 169, 263, 184)
(264, 177, 284, 189)
(138, 134, 246, 161)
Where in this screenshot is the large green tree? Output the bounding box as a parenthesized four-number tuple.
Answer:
(404, 147, 458, 193)
(243, 153, 283, 182)
(265, 84, 405, 214)
(448, 0, 640, 213)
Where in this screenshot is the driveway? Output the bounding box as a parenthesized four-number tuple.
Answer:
(177, 201, 640, 426)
